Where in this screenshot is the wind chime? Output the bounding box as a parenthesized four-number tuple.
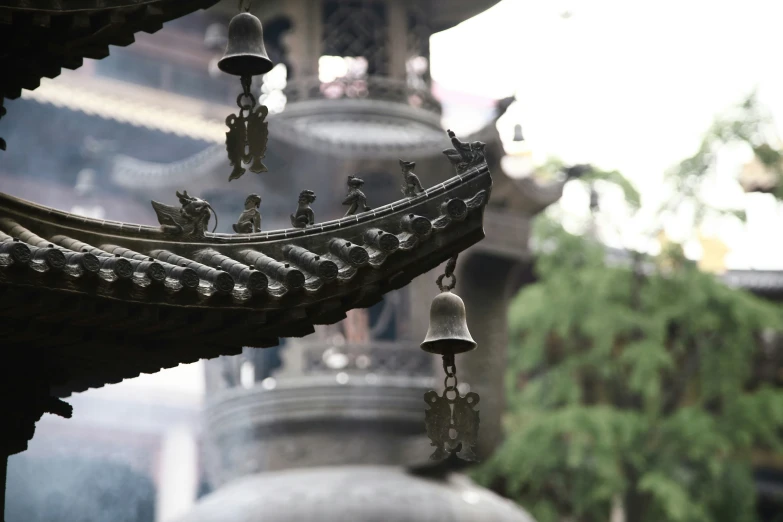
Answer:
(421, 255, 480, 462)
(218, 4, 481, 462)
(218, 2, 273, 182)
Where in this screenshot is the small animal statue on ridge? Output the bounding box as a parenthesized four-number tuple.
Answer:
(151, 190, 218, 238)
(343, 176, 371, 217)
(225, 104, 270, 182)
(290, 190, 316, 228)
(400, 159, 424, 197)
(442, 129, 486, 173)
(232, 194, 262, 233)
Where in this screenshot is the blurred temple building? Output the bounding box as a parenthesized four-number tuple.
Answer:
(2, 0, 574, 521)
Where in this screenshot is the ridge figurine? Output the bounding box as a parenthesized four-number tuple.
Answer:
(400, 159, 424, 197)
(290, 190, 316, 228)
(232, 194, 262, 233)
(442, 129, 486, 173)
(151, 190, 218, 238)
(343, 176, 371, 217)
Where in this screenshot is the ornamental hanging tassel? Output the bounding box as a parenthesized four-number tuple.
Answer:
(218, 2, 273, 182)
(421, 254, 480, 462)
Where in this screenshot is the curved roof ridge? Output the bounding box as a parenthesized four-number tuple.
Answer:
(0, 163, 488, 244)
(111, 144, 226, 189)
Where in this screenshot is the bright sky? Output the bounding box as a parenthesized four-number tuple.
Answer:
(431, 0, 783, 269)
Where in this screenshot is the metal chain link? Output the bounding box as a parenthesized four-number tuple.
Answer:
(236, 75, 257, 117)
(442, 353, 458, 395)
(436, 254, 458, 292)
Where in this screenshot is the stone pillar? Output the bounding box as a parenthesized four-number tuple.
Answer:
(386, 0, 408, 80)
(454, 252, 518, 459)
(156, 426, 198, 522)
(282, 0, 322, 78)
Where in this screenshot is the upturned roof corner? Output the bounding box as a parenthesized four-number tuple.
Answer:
(0, 157, 492, 396)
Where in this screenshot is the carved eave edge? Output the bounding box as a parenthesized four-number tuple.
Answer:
(0, 0, 221, 100)
(0, 0, 221, 155)
(0, 162, 491, 395)
(0, 164, 491, 309)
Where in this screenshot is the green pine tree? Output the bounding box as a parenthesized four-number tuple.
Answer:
(474, 97, 783, 522)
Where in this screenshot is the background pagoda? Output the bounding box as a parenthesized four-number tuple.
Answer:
(0, 0, 572, 520)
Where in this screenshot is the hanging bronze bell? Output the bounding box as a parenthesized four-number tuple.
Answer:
(218, 11, 274, 77)
(421, 290, 476, 355)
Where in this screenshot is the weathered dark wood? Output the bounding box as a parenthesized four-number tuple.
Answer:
(1, 453, 6, 522)
(0, 0, 221, 99)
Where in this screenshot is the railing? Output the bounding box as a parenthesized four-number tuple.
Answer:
(283, 75, 442, 115)
(300, 341, 433, 377)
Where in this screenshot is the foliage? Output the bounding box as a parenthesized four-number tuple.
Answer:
(474, 212, 783, 521)
(667, 92, 783, 217)
(536, 158, 642, 210)
(474, 93, 783, 520)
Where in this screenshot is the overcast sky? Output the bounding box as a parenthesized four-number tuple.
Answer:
(431, 0, 783, 269)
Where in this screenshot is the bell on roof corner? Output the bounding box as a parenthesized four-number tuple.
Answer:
(220, 2, 273, 182)
(421, 254, 480, 464)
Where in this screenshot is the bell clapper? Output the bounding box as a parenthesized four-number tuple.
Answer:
(422, 254, 480, 463)
(218, 8, 273, 182)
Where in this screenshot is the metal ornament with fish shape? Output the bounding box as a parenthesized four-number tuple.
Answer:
(219, 5, 274, 182)
(422, 254, 480, 462)
(225, 77, 270, 182)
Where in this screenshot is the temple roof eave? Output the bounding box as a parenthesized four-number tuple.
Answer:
(0, 0, 221, 100)
(0, 161, 492, 397)
(430, 0, 503, 32)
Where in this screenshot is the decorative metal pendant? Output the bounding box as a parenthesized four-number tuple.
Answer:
(425, 355, 480, 462)
(218, 8, 274, 182)
(421, 254, 480, 462)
